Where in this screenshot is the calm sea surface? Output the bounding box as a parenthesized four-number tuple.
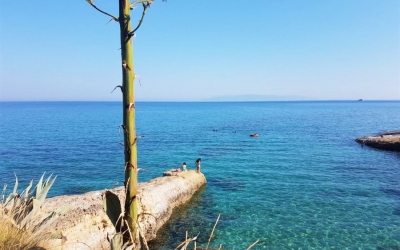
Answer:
(1, 101, 399, 249)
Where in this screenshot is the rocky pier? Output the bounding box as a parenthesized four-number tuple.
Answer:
(38, 170, 206, 249)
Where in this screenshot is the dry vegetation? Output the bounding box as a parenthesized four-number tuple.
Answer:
(1, 174, 60, 250)
(0, 173, 258, 250)
(0, 217, 50, 250)
(174, 214, 259, 250)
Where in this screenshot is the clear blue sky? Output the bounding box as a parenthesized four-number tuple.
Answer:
(0, 0, 399, 101)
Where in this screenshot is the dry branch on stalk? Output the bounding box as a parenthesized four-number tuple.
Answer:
(111, 85, 124, 94)
(85, 0, 119, 21)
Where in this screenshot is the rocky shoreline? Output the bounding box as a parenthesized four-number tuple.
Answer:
(37, 170, 206, 249)
(355, 130, 400, 152)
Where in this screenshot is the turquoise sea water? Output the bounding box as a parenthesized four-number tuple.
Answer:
(1, 101, 399, 249)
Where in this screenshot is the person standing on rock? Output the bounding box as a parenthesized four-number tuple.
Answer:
(195, 158, 201, 173)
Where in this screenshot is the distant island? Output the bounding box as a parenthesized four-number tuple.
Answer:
(204, 94, 313, 102)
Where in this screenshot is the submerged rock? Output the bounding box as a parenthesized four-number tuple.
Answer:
(355, 130, 400, 152)
(38, 170, 206, 249)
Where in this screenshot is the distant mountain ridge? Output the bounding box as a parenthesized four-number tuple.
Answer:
(203, 94, 313, 102)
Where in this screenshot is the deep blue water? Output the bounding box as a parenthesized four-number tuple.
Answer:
(1, 101, 399, 249)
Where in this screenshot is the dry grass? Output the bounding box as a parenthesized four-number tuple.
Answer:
(205, 214, 220, 250)
(175, 214, 260, 250)
(1, 173, 60, 250)
(0, 217, 50, 250)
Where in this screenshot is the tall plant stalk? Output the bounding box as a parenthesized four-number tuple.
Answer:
(85, 0, 154, 245)
(120, 0, 139, 243)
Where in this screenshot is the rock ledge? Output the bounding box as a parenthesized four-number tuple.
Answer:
(355, 130, 400, 151)
(39, 170, 206, 249)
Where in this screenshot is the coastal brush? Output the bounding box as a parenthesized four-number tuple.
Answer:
(0, 173, 69, 249)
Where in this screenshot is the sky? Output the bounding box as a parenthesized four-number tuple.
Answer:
(0, 0, 399, 101)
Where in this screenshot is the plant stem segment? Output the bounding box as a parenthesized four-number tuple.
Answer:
(119, 0, 138, 244)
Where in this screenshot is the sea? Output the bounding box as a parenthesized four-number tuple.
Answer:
(0, 101, 399, 249)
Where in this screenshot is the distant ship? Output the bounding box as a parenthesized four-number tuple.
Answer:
(357, 99, 363, 101)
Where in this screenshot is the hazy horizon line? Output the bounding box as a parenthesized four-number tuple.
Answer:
(1, 99, 399, 103)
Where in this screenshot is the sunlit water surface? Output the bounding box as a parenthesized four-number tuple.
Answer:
(1, 101, 399, 249)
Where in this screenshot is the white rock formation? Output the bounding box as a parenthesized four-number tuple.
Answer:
(40, 170, 206, 249)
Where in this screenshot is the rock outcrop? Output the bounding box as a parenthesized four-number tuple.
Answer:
(39, 170, 206, 249)
(355, 130, 400, 152)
